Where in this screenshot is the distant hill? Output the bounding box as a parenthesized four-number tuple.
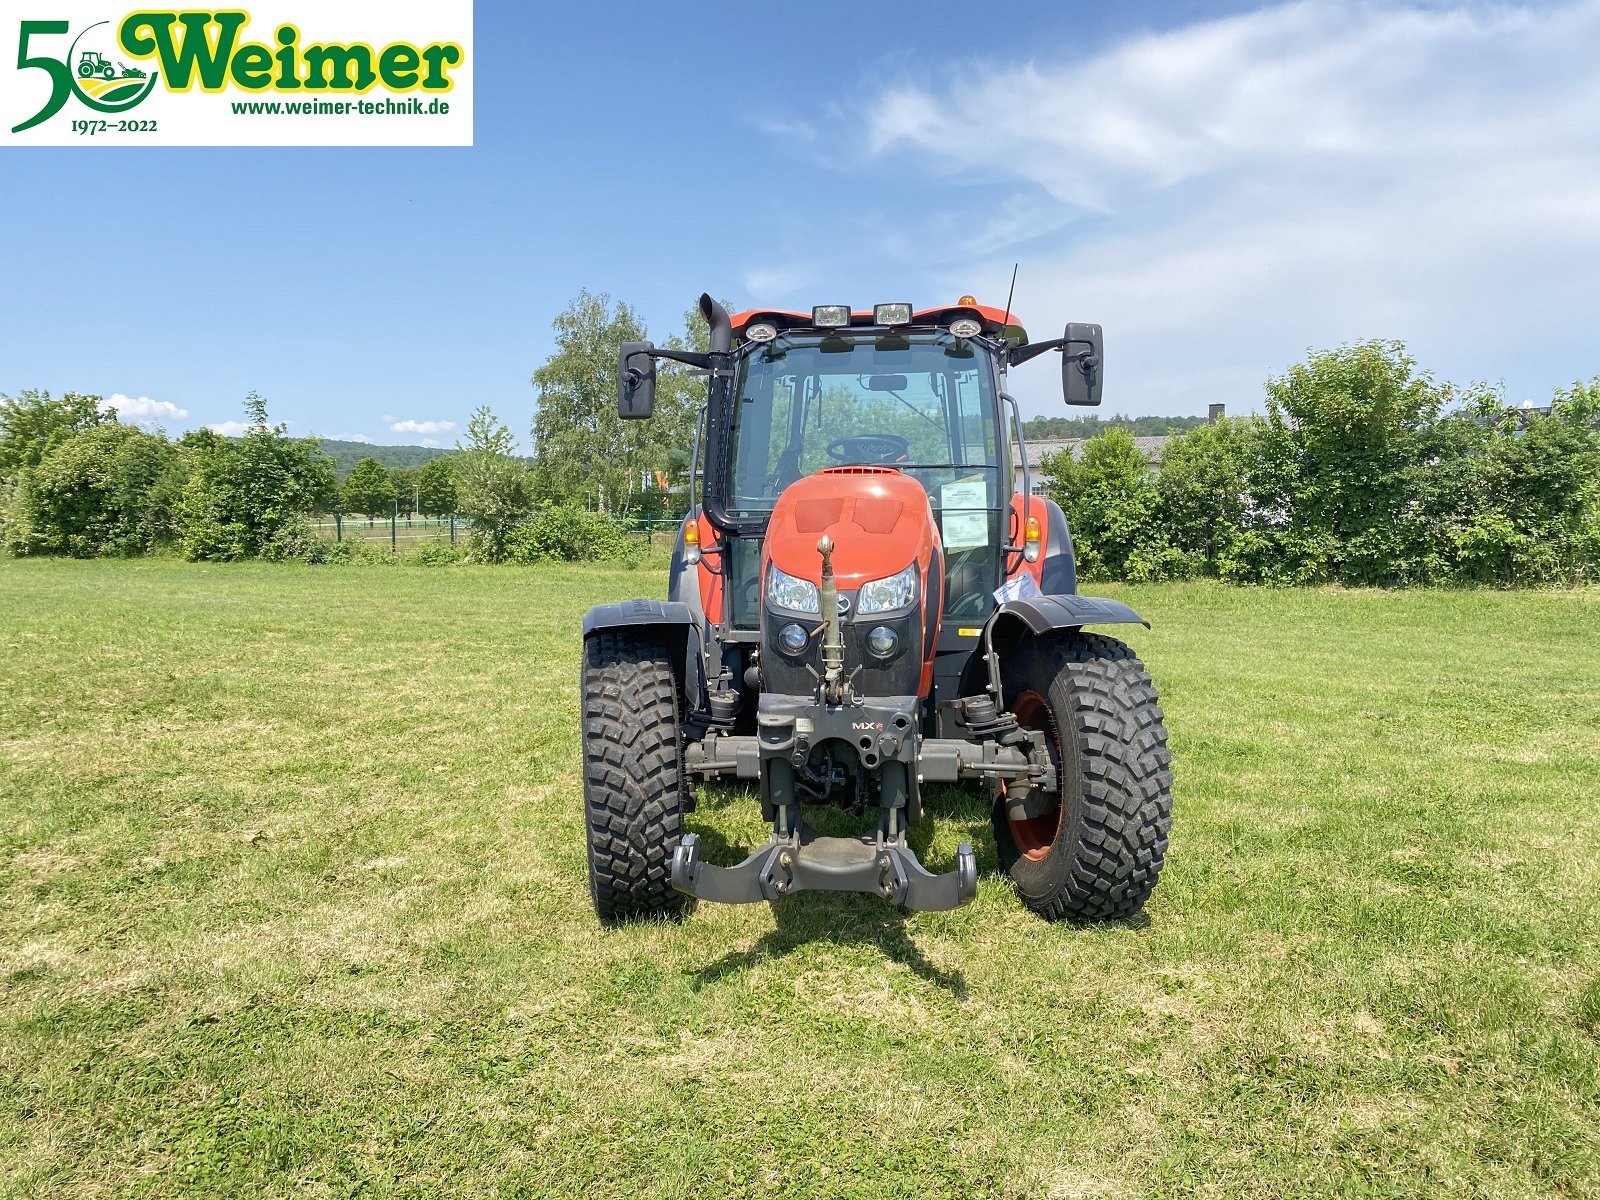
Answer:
(1022, 414, 1211, 440)
(314, 439, 453, 478)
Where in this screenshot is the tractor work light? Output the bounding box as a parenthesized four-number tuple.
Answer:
(812, 305, 851, 328)
(745, 322, 778, 343)
(767, 564, 821, 613)
(873, 303, 912, 326)
(949, 317, 982, 339)
(856, 563, 918, 614)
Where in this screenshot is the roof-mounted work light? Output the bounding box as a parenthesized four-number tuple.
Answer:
(873, 303, 912, 326)
(812, 305, 851, 328)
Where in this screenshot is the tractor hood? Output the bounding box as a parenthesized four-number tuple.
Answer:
(763, 467, 940, 590)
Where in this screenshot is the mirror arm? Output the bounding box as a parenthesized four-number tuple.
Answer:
(1008, 337, 1065, 367)
(647, 348, 713, 370)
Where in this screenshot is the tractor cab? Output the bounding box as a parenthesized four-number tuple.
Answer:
(639, 298, 1105, 723)
(719, 303, 1056, 628)
(581, 293, 1170, 924)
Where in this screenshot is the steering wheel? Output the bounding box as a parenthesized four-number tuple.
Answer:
(826, 434, 911, 465)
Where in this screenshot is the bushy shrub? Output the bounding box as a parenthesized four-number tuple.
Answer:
(4, 422, 185, 557)
(407, 539, 465, 566)
(503, 506, 634, 564)
(1051, 347, 1599, 588)
(176, 395, 336, 562)
(1044, 429, 1187, 582)
(1156, 419, 1257, 577)
(322, 536, 398, 565)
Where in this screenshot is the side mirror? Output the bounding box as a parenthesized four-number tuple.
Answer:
(617, 340, 657, 419)
(1061, 322, 1103, 407)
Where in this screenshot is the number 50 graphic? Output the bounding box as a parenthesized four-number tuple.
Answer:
(12, 19, 159, 133)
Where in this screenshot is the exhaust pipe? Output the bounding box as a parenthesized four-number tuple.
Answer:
(700, 293, 732, 354)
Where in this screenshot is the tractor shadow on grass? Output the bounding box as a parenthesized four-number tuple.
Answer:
(686, 785, 989, 1000)
(689, 895, 970, 1000)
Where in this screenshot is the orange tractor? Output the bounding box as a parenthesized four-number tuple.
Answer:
(581, 296, 1171, 921)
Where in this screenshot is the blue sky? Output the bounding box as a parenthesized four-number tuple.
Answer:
(4, 0, 1598, 447)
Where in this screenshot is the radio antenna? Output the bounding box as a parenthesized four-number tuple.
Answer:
(1000, 262, 1019, 343)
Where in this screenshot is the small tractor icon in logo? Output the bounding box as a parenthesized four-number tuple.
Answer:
(78, 51, 146, 81)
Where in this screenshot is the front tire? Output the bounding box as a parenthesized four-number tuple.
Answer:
(581, 631, 695, 923)
(993, 631, 1172, 921)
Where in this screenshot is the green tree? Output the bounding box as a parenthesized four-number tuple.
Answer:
(1443, 380, 1600, 585)
(417, 456, 459, 516)
(1246, 340, 1453, 585)
(529, 291, 699, 515)
(390, 466, 420, 517)
(175, 392, 337, 562)
(342, 457, 398, 517)
(1024, 413, 1209, 442)
(0, 390, 109, 479)
(1044, 428, 1181, 581)
(453, 406, 528, 561)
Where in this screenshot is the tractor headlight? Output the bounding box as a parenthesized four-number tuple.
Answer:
(856, 563, 918, 614)
(766, 564, 820, 614)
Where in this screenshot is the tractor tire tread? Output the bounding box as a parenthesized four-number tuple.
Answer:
(997, 631, 1172, 923)
(581, 630, 694, 924)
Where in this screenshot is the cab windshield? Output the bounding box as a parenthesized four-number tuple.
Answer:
(727, 331, 1007, 620)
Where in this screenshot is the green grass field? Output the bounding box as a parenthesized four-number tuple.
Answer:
(2, 560, 1597, 1199)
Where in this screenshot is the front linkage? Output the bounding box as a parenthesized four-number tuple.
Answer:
(672, 690, 982, 912)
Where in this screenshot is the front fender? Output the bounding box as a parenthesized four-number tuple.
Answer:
(992, 593, 1149, 639)
(581, 598, 698, 640)
(954, 594, 1149, 701)
(582, 599, 704, 702)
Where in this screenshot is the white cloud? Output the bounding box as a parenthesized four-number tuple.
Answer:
(389, 418, 456, 436)
(330, 432, 375, 444)
(740, 264, 817, 301)
(754, 115, 818, 143)
(207, 420, 255, 437)
(803, 1, 1600, 415)
(100, 393, 188, 423)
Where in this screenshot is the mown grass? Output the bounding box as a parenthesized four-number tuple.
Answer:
(1, 559, 1597, 1199)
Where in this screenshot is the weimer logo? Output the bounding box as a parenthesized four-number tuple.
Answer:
(5, 4, 473, 146)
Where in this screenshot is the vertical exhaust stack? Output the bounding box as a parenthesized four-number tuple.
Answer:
(700, 293, 732, 354)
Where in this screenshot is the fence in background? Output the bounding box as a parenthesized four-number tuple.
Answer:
(626, 517, 685, 553)
(311, 514, 688, 554)
(313, 515, 458, 551)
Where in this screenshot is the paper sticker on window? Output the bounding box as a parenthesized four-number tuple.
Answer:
(994, 573, 1041, 604)
(939, 478, 989, 549)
